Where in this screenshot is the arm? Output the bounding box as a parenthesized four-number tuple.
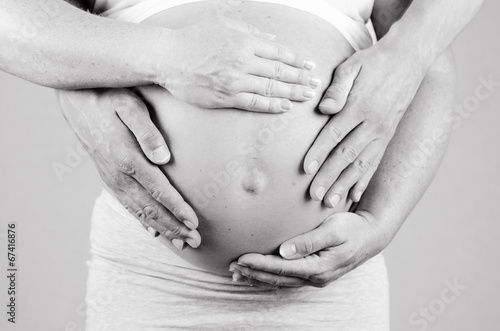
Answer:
(50, 0, 315, 247)
(56, 88, 202, 249)
(1, 0, 319, 112)
(229, 49, 456, 287)
(304, 0, 483, 207)
(0, 0, 161, 88)
(374, 0, 484, 68)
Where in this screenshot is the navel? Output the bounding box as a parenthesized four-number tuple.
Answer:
(241, 167, 268, 195)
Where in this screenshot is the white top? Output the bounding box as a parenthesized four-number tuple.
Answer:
(92, 0, 376, 50)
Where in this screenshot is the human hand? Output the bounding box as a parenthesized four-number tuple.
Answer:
(304, 43, 425, 207)
(157, 17, 321, 113)
(56, 88, 201, 250)
(229, 211, 389, 289)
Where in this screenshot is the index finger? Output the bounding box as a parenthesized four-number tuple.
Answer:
(254, 40, 316, 70)
(303, 109, 362, 176)
(117, 151, 199, 231)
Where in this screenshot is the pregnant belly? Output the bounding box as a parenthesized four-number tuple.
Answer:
(135, 1, 356, 274)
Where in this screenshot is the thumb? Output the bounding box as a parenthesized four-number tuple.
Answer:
(279, 216, 343, 259)
(319, 62, 361, 114)
(114, 98, 171, 165)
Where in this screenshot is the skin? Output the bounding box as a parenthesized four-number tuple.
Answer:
(57, 0, 483, 249)
(229, 0, 486, 287)
(0, 0, 320, 107)
(307, 0, 485, 207)
(1, 0, 325, 247)
(62, 2, 357, 274)
(45, 0, 480, 285)
(230, 49, 456, 287)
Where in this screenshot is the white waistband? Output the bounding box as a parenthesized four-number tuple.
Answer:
(94, 0, 375, 51)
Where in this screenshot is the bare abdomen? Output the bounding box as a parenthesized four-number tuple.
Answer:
(135, 1, 355, 274)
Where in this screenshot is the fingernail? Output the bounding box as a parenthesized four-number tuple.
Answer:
(147, 227, 159, 237)
(171, 238, 185, 251)
(153, 146, 170, 164)
(355, 191, 362, 202)
(303, 89, 316, 99)
(309, 77, 321, 88)
(281, 99, 293, 110)
(237, 262, 249, 267)
(307, 160, 319, 175)
(183, 220, 195, 230)
(280, 244, 297, 258)
(185, 236, 200, 248)
(328, 194, 341, 208)
(303, 59, 316, 70)
(314, 186, 326, 200)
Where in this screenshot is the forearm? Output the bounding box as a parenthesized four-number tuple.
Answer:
(0, 0, 166, 89)
(356, 49, 456, 242)
(375, 0, 484, 70)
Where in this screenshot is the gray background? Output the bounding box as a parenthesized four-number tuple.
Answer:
(0, 1, 499, 330)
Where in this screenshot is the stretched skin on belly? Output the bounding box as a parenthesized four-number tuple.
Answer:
(135, 1, 356, 274)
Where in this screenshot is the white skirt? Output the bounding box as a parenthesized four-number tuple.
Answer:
(84, 190, 390, 330)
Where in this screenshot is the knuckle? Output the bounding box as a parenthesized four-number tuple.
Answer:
(214, 72, 236, 96)
(118, 154, 136, 175)
(268, 278, 281, 286)
(108, 170, 125, 187)
(326, 85, 344, 98)
(276, 45, 285, 61)
(164, 224, 182, 238)
(300, 235, 315, 254)
(339, 145, 357, 163)
(322, 170, 339, 183)
(248, 95, 260, 111)
(274, 62, 283, 80)
(327, 125, 344, 143)
(355, 158, 372, 173)
(149, 186, 165, 202)
(142, 205, 159, 221)
(229, 54, 246, 71)
(139, 129, 162, 145)
(296, 69, 307, 84)
(335, 64, 351, 78)
(265, 78, 276, 96)
(273, 264, 286, 276)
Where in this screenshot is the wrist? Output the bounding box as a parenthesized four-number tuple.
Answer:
(378, 21, 436, 75)
(150, 27, 178, 89)
(356, 209, 397, 251)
